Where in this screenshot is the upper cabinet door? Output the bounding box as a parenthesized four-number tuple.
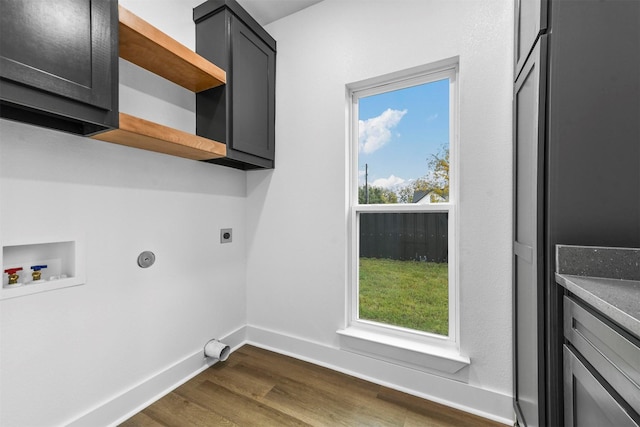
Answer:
(514, 0, 547, 80)
(0, 0, 118, 134)
(229, 15, 275, 162)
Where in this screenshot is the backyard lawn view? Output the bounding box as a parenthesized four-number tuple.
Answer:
(359, 258, 449, 336)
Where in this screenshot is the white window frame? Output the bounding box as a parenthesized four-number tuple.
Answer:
(338, 59, 468, 373)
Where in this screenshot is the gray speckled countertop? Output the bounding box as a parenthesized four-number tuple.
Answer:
(555, 273, 640, 337)
(556, 244, 640, 338)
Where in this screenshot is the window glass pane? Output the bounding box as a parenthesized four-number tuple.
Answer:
(358, 212, 448, 335)
(358, 79, 449, 204)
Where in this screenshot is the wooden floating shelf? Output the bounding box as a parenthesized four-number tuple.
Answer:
(91, 8, 228, 162)
(92, 113, 226, 161)
(118, 5, 226, 92)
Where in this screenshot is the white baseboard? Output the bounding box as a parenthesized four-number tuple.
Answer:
(65, 324, 513, 426)
(66, 326, 247, 427)
(245, 324, 514, 425)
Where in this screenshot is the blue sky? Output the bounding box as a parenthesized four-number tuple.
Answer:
(358, 78, 449, 191)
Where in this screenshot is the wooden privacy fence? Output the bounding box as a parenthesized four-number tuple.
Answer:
(359, 212, 448, 263)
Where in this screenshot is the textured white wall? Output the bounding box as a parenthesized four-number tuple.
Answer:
(0, 1, 247, 425)
(247, 0, 514, 412)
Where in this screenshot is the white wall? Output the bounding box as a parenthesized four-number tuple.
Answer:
(246, 0, 514, 421)
(0, 1, 247, 426)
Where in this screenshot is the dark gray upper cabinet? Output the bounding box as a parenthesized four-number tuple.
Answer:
(514, 0, 547, 80)
(194, 0, 276, 170)
(0, 0, 118, 135)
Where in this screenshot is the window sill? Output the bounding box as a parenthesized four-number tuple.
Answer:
(337, 325, 470, 374)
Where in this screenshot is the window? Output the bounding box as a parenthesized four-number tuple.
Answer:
(341, 59, 465, 372)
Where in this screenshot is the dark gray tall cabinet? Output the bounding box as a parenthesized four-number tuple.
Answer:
(513, 0, 640, 426)
(514, 34, 547, 427)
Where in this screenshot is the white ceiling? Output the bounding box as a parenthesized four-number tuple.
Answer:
(235, 0, 325, 26)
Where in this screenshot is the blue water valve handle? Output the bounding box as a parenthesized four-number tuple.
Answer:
(30, 265, 48, 271)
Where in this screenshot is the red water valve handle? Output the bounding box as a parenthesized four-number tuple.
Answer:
(4, 268, 23, 275)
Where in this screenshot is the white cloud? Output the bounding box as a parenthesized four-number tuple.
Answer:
(371, 174, 406, 189)
(359, 108, 407, 154)
(427, 113, 439, 122)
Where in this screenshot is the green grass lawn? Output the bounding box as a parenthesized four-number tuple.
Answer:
(359, 258, 448, 336)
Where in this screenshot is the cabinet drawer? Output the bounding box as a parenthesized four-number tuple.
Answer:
(564, 296, 640, 415)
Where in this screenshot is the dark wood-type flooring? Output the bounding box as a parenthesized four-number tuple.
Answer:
(120, 345, 504, 426)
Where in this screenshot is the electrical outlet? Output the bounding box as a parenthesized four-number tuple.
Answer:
(220, 228, 232, 243)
